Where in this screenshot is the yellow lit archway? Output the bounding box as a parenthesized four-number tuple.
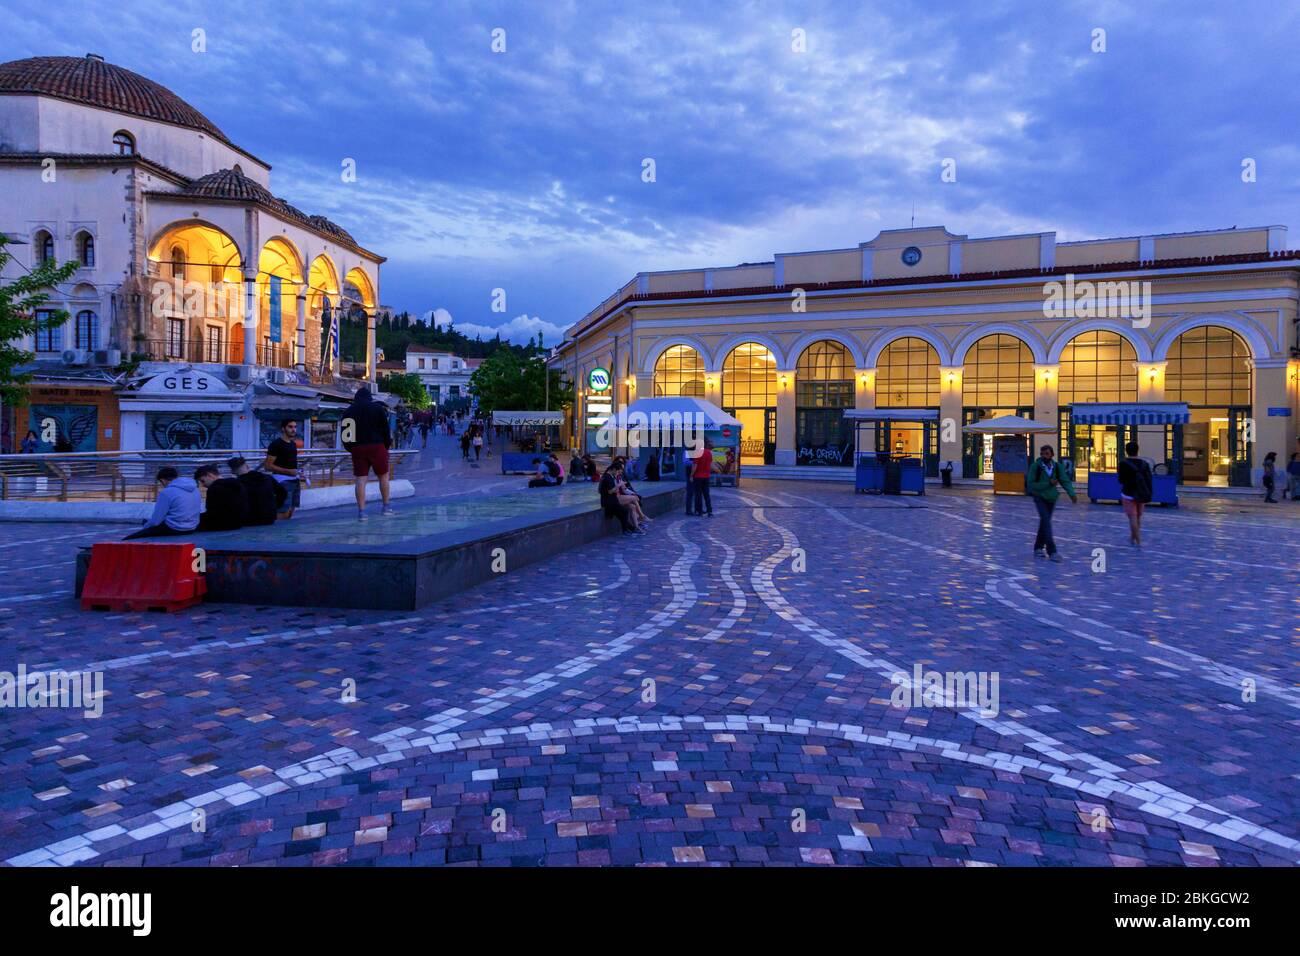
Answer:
(653, 345, 705, 397)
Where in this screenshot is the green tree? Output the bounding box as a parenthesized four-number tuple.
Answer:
(0, 234, 79, 407)
(469, 348, 573, 416)
(378, 371, 431, 409)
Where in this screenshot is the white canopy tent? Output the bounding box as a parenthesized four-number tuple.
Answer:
(599, 397, 742, 430)
(961, 414, 1056, 435)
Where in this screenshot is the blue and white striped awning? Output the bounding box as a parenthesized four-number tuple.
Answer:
(1070, 402, 1190, 425)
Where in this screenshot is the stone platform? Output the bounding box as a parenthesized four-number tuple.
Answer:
(74, 479, 685, 610)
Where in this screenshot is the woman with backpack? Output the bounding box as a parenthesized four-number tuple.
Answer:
(1116, 441, 1153, 548)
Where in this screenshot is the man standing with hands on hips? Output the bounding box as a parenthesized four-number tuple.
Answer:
(1027, 444, 1076, 562)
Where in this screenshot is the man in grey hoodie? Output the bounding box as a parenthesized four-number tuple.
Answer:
(124, 466, 202, 539)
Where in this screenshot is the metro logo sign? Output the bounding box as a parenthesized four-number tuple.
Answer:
(588, 367, 611, 392)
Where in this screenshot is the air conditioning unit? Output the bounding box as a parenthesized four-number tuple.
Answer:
(224, 364, 253, 384)
(267, 368, 293, 385)
(93, 348, 121, 367)
(61, 349, 89, 366)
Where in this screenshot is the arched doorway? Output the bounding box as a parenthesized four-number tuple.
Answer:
(1057, 330, 1138, 479)
(653, 345, 706, 397)
(722, 343, 776, 465)
(147, 222, 242, 364)
(961, 333, 1035, 478)
(795, 340, 853, 465)
(1164, 325, 1253, 486)
(257, 238, 302, 368)
(875, 336, 942, 476)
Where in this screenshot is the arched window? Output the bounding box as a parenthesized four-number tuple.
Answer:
(75, 310, 100, 350)
(795, 341, 853, 466)
(876, 336, 940, 407)
(170, 245, 186, 280)
(1058, 330, 1137, 404)
(653, 345, 705, 397)
(112, 130, 135, 155)
(722, 342, 777, 407)
(1165, 325, 1252, 406)
(962, 333, 1034, 408)
(78, 233, 95, 268)
(35, 231, 54, 264)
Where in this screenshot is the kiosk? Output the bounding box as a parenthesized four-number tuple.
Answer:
(599, 397, 742, 486)
(961, 414, 1057, 494)
(1070, 402, 1187, 506)
(493, 410, 565, 474)
(845, 409, 936, 495)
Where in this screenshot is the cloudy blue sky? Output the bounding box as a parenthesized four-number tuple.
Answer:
(5, 0, 1300, 344)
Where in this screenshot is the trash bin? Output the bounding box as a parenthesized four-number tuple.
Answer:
(883, 460, 902, 495)
(940, 462, 953, 488)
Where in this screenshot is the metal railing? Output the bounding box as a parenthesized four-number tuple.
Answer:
(0, 448, 418, 502)
(133, 339, 295, 368)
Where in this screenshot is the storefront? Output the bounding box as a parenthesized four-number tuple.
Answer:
(117, 368, 252, 451)
(1066, 402, 1190, 487)
(722, 342, 776, 466)
(7, 376, 121, 452)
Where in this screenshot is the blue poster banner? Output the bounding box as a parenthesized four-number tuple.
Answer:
(269, 276, 282, 343)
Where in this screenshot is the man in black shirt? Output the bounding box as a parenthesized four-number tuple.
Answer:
(229, 456, 279, 526)
(196, 464, 248, 531)
(341, 387, 394, 520)
(264, 420, 302, 519)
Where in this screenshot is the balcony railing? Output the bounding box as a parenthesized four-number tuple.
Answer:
(133, 339, 295, 368)
(0, 448, 418, 502)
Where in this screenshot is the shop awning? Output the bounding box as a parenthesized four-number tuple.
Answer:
(1070, 402, 1190, 425)
(963, 414, 1056, 435)
(492, 410, 565, 426)
(843, 408, 939, 422)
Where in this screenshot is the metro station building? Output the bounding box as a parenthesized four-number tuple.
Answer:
(555, 225, 1300, 485)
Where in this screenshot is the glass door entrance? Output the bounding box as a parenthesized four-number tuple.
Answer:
(729, 407, 775, 465)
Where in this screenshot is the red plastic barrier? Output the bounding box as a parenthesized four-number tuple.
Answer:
(80, 541, 207, 613)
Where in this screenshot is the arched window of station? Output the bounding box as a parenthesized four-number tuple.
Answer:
(1164, 325, 1254, 486)
(1056, 330, 1139, 478)
(257, 238, 303, 369)
(795, 340, 854, 466)
(653, 345, 705, 397)
(876, 337, 940, 407)
(148, 223, 242, 363)
(721, 342, 776, 465)
(961, 334, 1035, 478)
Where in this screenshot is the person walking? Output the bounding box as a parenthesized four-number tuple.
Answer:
(1261, 451, 1279, 503)
(1116, 441, 1153, 548)
(20, 429, 37, 453)
(124, 467, 201, 539)
(688, 439, 714, 517)
(460, 430, 471, 460)
(1027, 444, 1076, 562)
(472, 428, 483, 461)
(419, 416, 430, 449)
(342, 386, 395, 520)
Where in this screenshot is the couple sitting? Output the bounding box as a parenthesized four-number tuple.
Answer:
(599, 459, 650, 535)
(528, 453, 565, 487)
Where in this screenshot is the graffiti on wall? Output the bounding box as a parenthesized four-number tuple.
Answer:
(145, 412, 233, 450)
(29, 404, 98, 452)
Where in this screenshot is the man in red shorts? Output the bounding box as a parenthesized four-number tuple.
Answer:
(341, 386, 394, 521)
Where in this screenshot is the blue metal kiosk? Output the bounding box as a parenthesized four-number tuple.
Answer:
(845, 408, 936, 495)
(1070, 402, 1187, 507)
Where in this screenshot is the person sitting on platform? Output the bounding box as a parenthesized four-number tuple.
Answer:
(196, 464, 249, 532)
(548, 452, 566, 486)
(528, 456, 560, 488)
(599, 462, 641, 535)
(229, 456, 279, 526)
(124, 467, 201, 540)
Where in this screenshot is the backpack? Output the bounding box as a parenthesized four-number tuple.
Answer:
(1131, 459, 1153, 504)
